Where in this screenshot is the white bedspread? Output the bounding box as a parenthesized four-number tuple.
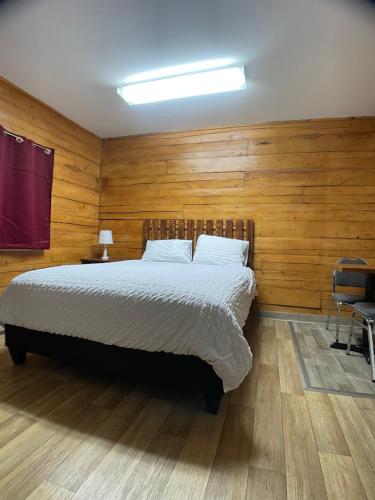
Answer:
(0, 260, 257, 391)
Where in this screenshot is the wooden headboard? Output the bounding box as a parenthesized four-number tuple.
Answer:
(142, 219, 254, 268)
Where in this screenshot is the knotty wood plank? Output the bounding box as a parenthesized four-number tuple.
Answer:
(196, 219, 204, 239)
(215, 219, 223, 236)
(205, 219, 214, 235)
(177, 219, 185, 239)
(186, 219, 194, 241)
(160, 219, 168, 239)
(168, 219, 176, 238)
(225, 220, 233, 238)
(235, 219, 242, 239)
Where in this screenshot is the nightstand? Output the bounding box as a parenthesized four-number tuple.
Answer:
(80, 258, 121, 264)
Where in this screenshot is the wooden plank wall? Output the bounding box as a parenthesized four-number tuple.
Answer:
(0, 78, 102, 293)
(100, 117, 375, 315)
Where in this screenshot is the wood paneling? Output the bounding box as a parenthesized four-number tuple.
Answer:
(100, 117, 375, 314)
(2, 78, 374, 315)
(0, 78, 101, 291)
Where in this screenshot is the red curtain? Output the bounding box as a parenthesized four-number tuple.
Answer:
(0, 126, 54, 249)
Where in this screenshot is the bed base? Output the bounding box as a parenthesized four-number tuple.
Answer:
(4, 324, 224, 414)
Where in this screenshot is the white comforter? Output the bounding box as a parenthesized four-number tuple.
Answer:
(0, 260, 257, 391)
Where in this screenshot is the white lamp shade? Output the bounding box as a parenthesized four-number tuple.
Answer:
(98, 230, 113, 245)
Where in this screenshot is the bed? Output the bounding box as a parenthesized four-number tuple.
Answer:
(1, 219, 256, 414)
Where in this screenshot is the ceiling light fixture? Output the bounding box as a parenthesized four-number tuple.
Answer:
(124, 58, 235, 83)
(117, 66, 246, 105)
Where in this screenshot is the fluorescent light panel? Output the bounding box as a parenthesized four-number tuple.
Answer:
(125, 58, 235, 83)
(117, 66, 246, 105)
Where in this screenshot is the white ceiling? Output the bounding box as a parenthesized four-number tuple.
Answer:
(0, 0, 374, 138)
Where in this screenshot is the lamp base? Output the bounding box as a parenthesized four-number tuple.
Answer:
(101, 245, 109, 260)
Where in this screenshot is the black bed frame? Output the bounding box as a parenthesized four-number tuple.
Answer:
(4, 219, 254, 415)
(4, 324, 224, 413)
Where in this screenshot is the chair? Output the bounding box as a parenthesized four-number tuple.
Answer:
(326, 257, 367, 344)
(347, 302, 375, 382)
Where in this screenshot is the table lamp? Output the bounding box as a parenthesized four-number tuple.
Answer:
(98, 230, 113, 260)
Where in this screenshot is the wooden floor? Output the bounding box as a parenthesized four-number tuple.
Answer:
(0, 319, 374, 499)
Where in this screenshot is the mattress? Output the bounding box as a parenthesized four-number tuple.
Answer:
(0, 260, 257, 392)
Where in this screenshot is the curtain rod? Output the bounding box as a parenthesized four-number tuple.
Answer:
(2, 129, 52, 155)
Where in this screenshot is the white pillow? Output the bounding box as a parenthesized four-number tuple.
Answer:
(193, 234, 249, 267)
(142, 239, 192, 263)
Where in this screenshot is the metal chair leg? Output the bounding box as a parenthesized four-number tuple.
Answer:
(346, 313, 355, 354)
(326, 296, 333, 330)
(367, 321, 375, 382)
(335, 303, 341, 343)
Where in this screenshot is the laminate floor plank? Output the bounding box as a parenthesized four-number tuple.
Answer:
(329, 394, 375, 499)
(26, 481, 73, 500)
(161, 404, 228, 500)
(305, 391, 350, 456)
(72, 397, 174, 499)
(0, 405, 110, 499)
(246, 467, 287, 500)
(319, 452, 367, 500)
(354, 396, 375, 411)
(158, 395, 198, 439)
(204, 403, 254, 499)
(259, 323, 278, 366)
(48, 389, 151, 492)
(0, 373, 110, 478)
(282, 393, 327, 500)
(277, 338, 304, 396)
(0, 321, 374, 499)
(117, 432, 185, 500)
(275, 320, 291, 340)
(250, 364, 285, 474)
(360, 409, 375, 439)
(0, 412, 36, 449)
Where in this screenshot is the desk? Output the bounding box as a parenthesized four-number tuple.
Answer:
(331, 263, 375, 355)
